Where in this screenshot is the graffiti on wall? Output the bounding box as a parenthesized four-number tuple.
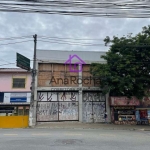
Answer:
(83, 92, 105, 101)
(38, 92, 57, 101)
(110, 97, 140, 106)
(37, 102, 58, 121)
(110, 96, 150, 108)
(83, 92, 106, 123)
(59, 102, 78, 120)
(93, 102, 105, 122)
(82, 102, 92, 122)
(37, 92, 78, 121)
(58, 92, 78, 101)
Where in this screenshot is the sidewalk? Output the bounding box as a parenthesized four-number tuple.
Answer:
(35, 122, 150, 131)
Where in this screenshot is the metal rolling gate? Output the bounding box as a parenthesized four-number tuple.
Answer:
(82, 92, 106, 123)
(37, 91, 79, 122)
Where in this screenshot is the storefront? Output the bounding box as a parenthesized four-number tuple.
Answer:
(110, 96, 140, 125)
(0, 105, 29, 116)
(112, 106, 136, 125)
(0, 92, 31, 116)
(136, 97, 150, 125)
(0, 92, 30, 128)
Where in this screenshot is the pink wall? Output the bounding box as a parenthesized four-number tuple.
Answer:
(0, 72, 31, 92)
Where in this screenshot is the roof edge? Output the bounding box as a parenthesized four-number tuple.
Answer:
(0, 68, 31, 73)
(37, 49, 107, 53)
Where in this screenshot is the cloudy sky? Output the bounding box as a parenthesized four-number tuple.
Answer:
(0, 11, 150, 68)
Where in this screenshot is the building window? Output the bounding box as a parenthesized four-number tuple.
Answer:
(12, 78, 26, 88)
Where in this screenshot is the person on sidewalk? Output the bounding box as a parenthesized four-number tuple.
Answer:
(104, 111, 108, 124)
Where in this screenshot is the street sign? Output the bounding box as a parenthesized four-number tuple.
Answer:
(16, 53, 30, 71)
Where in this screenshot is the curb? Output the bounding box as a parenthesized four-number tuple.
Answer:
(0, 127, 149, 131)
(34, 126, 149, 131)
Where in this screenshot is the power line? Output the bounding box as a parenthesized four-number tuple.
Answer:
(38, 36, 105, 41)
(0, 40, 33, 46)
(38, 37, 105, 45)
(0, 0, 150, 18)
(0, 58, 11, 63)
(0, 35, 32, 41)
(38, 39, 107, 46)
(0, 63, 16, 66)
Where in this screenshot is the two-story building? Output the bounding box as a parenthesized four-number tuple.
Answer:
(29, 50, 110, 126)
(0, 68, 31, 127)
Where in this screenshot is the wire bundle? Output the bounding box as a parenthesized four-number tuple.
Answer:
(0, 35, 107, 47)
(0, 0, 150, 18)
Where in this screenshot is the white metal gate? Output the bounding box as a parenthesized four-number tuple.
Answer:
(82, 92, 106, 122)
(37, 92, 79, 121)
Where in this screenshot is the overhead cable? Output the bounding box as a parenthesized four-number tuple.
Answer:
(0, 0, 150, 18)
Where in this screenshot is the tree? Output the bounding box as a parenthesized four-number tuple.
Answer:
(90, 26, 150, 99)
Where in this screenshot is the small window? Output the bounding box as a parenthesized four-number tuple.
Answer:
(12, 78, 26, 88)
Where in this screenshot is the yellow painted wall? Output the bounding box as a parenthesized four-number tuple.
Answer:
(0, 116, 29, 128)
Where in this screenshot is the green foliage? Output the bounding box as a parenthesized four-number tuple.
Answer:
(90, 25, 150, 99)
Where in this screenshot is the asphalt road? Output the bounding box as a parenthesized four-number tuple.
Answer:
(0, 128, 150, 150)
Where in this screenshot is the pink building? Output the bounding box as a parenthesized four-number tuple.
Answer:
(0, 68, 31, 116)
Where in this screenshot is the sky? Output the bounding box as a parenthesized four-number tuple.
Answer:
(0, 11, 150, 68)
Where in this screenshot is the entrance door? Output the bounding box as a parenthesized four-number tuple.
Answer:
(37, 92, 79, 122)
(82, 92, 106, 123)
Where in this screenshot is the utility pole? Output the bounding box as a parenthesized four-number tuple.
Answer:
(32, 34, 37, 99)
(29, 34, 37, 127)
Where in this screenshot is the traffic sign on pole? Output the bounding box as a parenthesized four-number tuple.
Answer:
(16, 53, 30, 71)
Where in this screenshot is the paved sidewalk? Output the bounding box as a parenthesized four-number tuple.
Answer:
(35, 122, 150, 131)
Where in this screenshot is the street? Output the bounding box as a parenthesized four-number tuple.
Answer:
(0, 128, 150, 150)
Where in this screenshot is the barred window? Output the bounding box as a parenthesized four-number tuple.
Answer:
(12, 78, 26, 88)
